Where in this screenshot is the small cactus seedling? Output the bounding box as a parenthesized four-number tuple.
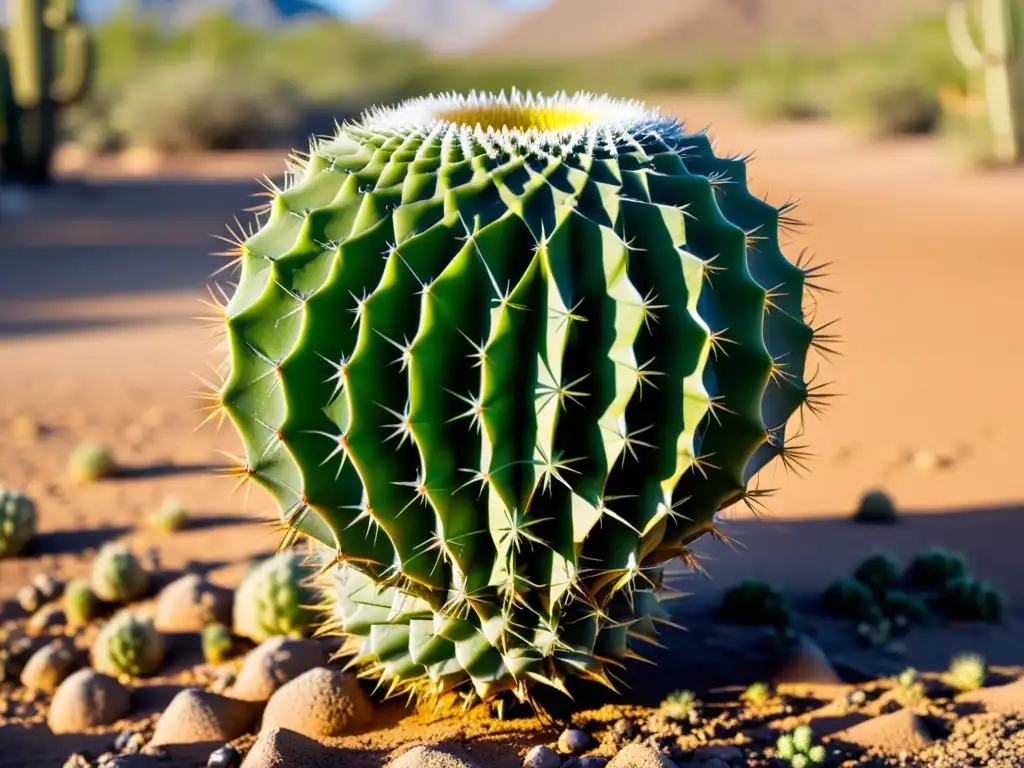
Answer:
(820, 578, 880, 622)
(721, 579, 795, 628)
(897, 667, 925, 702)
(776, 724, 826, 767)
(147, 496, 189, 532)
(92, 611, 165, 678)
(232, 552, 317, 643)
(939, 577, 1007, 623)
(742, 681, 772, 707)
(91, 542, 150, 603)
(0, 489, 37, 558)
(63, 579, 99, 626)
(944, 653, 987, 692)
(853, 489, 897, 524)
(852, 553, 901, 597)
(904, 547, 968, 591)
(201, 622, 235, 664)
(68, 443, 118, 484)
(660, 689, 701, 724)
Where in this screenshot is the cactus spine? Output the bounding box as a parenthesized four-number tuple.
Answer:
(947, 0, 1024, 164)
(213, 91, 829, 705)
(1, 0, 93, 183)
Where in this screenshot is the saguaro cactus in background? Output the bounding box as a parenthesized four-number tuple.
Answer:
(947, 0, 1024, 164)
(210, 91, 832, 708)
(1, 0, 92, 184)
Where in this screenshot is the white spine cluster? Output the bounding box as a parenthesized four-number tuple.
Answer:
(321, 89, 687, 160)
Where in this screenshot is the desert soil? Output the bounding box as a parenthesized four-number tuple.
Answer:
(1, 96, 1023, 767)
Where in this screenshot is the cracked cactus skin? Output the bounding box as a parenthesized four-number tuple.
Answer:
(232, 552, 318, 642)
(213, 91, 828, 703)
(0, 490, 37, 558)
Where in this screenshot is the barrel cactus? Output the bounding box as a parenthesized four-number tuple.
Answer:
(0, 489, 37, 558)
(91, 542, 150, 603)
(210, 91, 830, 705)
(92, 611, 165, 678)
(232, 552, 318, 642)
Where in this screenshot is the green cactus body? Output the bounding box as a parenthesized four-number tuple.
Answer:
(63, 579, 98, 626)
(201, 622, 235, 664)
(0, 489, 37, 558)
(92, 611, 165, 678)
(3, 0, 92, 183)
(215, 92, 826, 703)
(232, 552, 318, 642)
(90, 542, 150, 603)
(948, 0, 1024, 164)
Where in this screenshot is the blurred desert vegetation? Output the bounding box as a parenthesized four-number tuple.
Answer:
(63, 7, 967, 155)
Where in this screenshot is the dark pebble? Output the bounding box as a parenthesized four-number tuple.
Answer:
(207, 744, 241, 768)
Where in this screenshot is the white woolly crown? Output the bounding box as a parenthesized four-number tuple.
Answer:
(331, 89, 686, 159)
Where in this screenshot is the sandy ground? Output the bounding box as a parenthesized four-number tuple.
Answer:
(1, 96, 1023, 766)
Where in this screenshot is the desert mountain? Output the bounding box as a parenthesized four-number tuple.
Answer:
(356, 0, 529, 54)
(483, 0, 953, 58)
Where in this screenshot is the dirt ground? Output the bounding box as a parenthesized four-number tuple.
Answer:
(1, 96, 1023, 767)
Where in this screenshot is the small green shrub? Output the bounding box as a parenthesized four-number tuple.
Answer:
(720, 579, 795, 628)
(148, 496, 189, 532)
(944, 653, 986, 693)
(92, 611, 165, 678)
(776, 724, 826, 766)
(68, 444, 119, 484)
(904, 547, 968, 591)
(852, 553, 901, 597)
(939, 577, 1006, 623)
(742, 681, 772, 707)
(820, 578, 880, 622)
(853, 489, 897, 524)
(660, 689, 702, 724)
(91, 542, 150, 604)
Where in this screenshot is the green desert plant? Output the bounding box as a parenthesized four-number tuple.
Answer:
(742, 681, 772, 707)
(90, 542, 150, 603)
(63, 579, 99, 626)
(68, 443, 119, 484)
(720, 579, 796, 628)
(92, 611, 165, 677)
(944, 653, 987, 692)
(3, 0, 93, 183)
(904, 547, 968, 591)
(211, 90, 828, 705)
(201, 622, 235, 664)
(147, 496, 189, 532)
(660, 689, 702, 724)
(820, 578, 880, 622)
(232, 552, 318, 643)
(0, 489, 37, 558)
(853, 553, 902, 597)
(880, 590, 932, 626)
(776, 724, 826, 766)
(853, 489, 897, 524)
(939, 577, 1007, 623)
(897, 666, 926, 702)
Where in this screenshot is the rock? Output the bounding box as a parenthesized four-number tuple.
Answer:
(114, 731, 147, 755)
(63, 755, 91, 768)
(771, 636, 843, 688)
(607, 744, 678, 768)
(559, 728, 594, 755)
(389, 745, 483, 768)
(20, 641, 80, 693)
(32, 573, 63, 602)
(16, 584, 42, 613)
(957, 675, 1024, 715)
(691, 745, 744, 763)
(154, 574, 233, 633)
(523, 745, 561, 768)
(241, 727, 342, 768)
(208, 744, 242, 768)
(260, 667, 372, 739)
(612, 718, 636, 747)
(48, 669, 132, 733)
(149, 688, 261, 747)
(27, 604, 66, 635)
(831, 709, 933, 753)
(228, 638, 328, 703)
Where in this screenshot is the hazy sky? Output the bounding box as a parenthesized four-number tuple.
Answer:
(325, 0, 548, 18)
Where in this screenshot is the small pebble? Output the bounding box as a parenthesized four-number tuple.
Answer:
(207, 744, 241, 768)
(612, 718, 636, 747)
(559, 728, 593, 755)
(16, 585, 42, 614)
(523, 745, 561, 768)
(62, 755, 91, 768)
(32, 574, 63, 602)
